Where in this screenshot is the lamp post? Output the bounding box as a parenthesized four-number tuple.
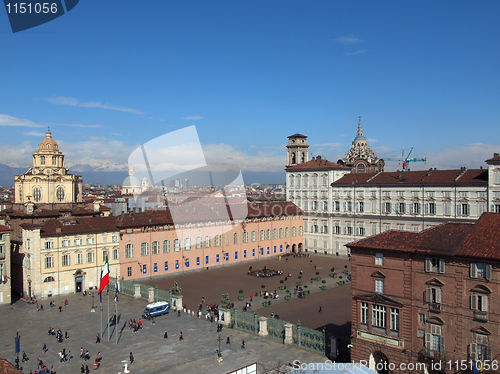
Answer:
(216, 331, 223, 361)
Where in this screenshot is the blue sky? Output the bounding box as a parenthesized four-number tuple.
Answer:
(1, 1, 499, 177)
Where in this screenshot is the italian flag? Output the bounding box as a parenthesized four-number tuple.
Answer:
(97, 257, 110, 295)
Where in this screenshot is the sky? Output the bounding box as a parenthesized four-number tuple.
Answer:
(1, 1, 500, 181)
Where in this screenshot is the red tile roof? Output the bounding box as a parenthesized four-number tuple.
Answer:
(286, 158, 350, 172)
(486, 155, 500, 163)
(0, 225, 11, 232)
(333, 168, 488, 186)
(39, 216, 119, 237)
(348, 213, 500, 260)
(0, 359, 23, 373)
(287, 133, 307, 138)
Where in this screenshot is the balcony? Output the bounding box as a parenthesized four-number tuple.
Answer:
(474, 310, 488, 322)
(429, 302, 441, 313)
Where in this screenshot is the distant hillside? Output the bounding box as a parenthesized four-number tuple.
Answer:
(0, 164, 285, 186)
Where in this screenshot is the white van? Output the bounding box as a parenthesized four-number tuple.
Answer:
(142, 301, 169, 318)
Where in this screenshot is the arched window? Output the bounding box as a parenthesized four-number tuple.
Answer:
(357, 164, 366, 173)
(301, 152, 305, 163)
(33, 187, 41, 202)
(40, 156, 45, 165)
(52, 156, 57, 165)
(44, 276, 55, 282)
(56, 187, 65, 202)
(291, 152, 296, 164)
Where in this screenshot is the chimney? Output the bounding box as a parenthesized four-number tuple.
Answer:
(494, 152, 499, 158)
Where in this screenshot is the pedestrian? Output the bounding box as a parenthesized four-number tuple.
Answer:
(164, 330, 168, 338)
(81, 365, 85, 374)
(68, 351, 73, 361)
(226, 335, 230, 344)
(151, 316, 155, 325)
(59, 305, 62, 312)
(65, 331, 69, 339)
(241, 339, 245, 349)
(85, 365, 90, 374)
(177, 310, 181, 317)
(179, 331, 183, 341)
(43, 343, 47, 353)
(97, 352, 101, 362)
(129, 352, 134, 364)
(96, 332, 100, 343)
(318, 306, 322, 313)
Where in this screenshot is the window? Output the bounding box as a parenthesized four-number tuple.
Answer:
(52, 156, 57, 165)
(184, 238, 191, 250)
(204, 236, 211, 247)
(62, 239, 70, 247)
(299, 226, 303, 235)
(127, 267, 132, 277)
(334, 224, 341, 234)
(470, 334, 492, 361)
(86, 237, 94, 245)
(375, 279, 384, 293)
(56, 187, 65, 202)
(371, 224, 377, 236)
(233, 233, 238, 244)
(214, 235, 221, 247)
(357, 201, 364, 213)
(390, 308, 400, 335)
(243, 232, 249, 243)
(426, 324, 444, 352)
(372, 304, 387, 332)
(174, 239, 180, 251)
(425, 287, 442, 309)
(492, 204, 500, 213)
(195, 237, 202, 249)
(425, 202, 436, 215)
(44, 276, 55, 283)
(112, 235, 118, 243)
(398, 203, 405, 214)
(152, 241, 160, 254)
(140, 242, 149, 256)
(224, 234, 229, 246)
(457, 203, 470, 216)
(76, 253, 83, 264)
(375, 253, 384, 266)
(344, 201, 352, 212)
(45, 256, 54, 268)
(44, 241, 53, 249)
(384, 223, 390, 232)
(279, 228, 283, 238)
(335, 201, 340, 212)
(444, 202, 451, 215)
(273, 229, 278, 239)
(40, 156, 45, 165)
(357, 224, 365, 236)
(260, 230, 265, 241)
(86, 251, 94, 263)
(266, 229, 271, 240)
(103, 250, 109, 262)
(163, 240, 170, 253)
(113, 248, 119, 260)
(360, 302, 368, 328)
(285, 227, 290, 237)
(384, 202, 391, 214)
(471, 294, 488, 312)
(470, 263, 492, 280)
(371, 201, 377, 213)
(397, 191, 404, 197)
(425, 258, 445, 273)
(102, 236, 108, 244)
(142, 264, 147, 273)
(411, 203, 420, 214)
(125, 244, 133, 258)
(346, 225, 353, 235)
(323, 201, 328, 211)
(62, 254, 70, 266)
(419, 313, 425, 323)
(251, 231, 257, 242)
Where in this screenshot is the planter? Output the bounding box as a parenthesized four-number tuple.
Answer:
(338, 281, 345, 285)
(297, 281, 303, 286)
(238, 296, 244, 301)
(263, 302, 269, 307)
(304, 290, 310, 295)
(329, 273, 335, 277)
(344, 270, 349, 274)
(321, 286, 327, 290)
(279, 286, 285, 290)
(315, 277, 321, 281)
(284, 295, 291, 301)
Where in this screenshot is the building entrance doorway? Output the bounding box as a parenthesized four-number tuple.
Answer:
(75, 276, 82, 293)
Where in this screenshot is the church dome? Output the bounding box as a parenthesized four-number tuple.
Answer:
(39, 130, 59, 151)
(122, 168, 141, 187)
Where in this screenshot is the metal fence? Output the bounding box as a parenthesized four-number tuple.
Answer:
(117, 278, 135, 297)
(230, 308, 325, 355)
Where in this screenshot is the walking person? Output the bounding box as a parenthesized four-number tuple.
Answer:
(179, 331, 183, 341)
(164, 331, 168, 338)
(318, 306, 322, 313)
(226, 335, 230, 344)
(241, 339, 245, 349)
(96, 332, 100, 343)
(129, 352, 134, 364)
(43, 343, 47, 353)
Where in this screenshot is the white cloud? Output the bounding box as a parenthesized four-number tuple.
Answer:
(203, 144, 283, 172)
(313, 142, 343, 149)
(46, 96, 145, 115)
(335, 35, 363, 45)
(24, 131, 45, 136)
(367, 138, 378, 143)
(0, 114, 42, 128)
(417, 143, 500, 170)
(181, 116, 203, 120)
(347, 49, 368, 56)
(51, 123, 102, 128)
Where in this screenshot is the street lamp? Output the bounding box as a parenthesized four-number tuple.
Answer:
(216, 331, 223, 361)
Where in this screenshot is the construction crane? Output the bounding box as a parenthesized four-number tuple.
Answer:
(385, 147, 427, 171)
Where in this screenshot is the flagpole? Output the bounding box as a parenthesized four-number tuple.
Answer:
(116, 271, 118, 345)
(107, 282, 110, 341)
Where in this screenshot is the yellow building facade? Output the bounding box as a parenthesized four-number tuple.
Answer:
(14, 130, 83, 204)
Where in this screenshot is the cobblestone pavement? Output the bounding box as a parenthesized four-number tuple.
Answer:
(0, 254, 351, 373)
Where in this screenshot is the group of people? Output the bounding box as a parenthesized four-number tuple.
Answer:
(128, 318, 143, 332)
(48, 327, 68, 344)
(28, 358, 56, 374)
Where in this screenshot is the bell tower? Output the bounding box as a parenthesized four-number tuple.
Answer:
(286, 134, 309, 167)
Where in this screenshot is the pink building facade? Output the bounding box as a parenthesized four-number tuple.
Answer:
(117, 201, 304, 281)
